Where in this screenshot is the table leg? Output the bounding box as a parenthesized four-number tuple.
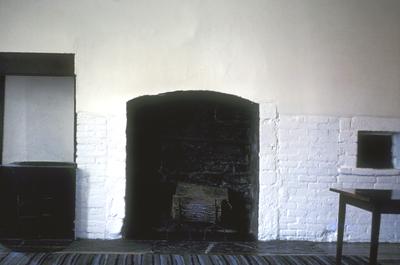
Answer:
(369, 211, 381, 265)
(336, 196, 346, 265)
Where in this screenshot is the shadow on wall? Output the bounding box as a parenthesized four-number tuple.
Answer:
(75, 168, 90, 239)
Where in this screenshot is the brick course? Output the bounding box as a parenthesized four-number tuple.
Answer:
(259, 111, 400, 242)
(76, 106, 400, 242)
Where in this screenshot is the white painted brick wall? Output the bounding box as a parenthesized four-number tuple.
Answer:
(105, 114, 126, 239)
(258, 112, 400, 242)
(76, 107, 400, 242)
(335, 117, 400, 242)
(76, 112, 108, 239)
(258, 102, 279, 240)
(277, 115, 340, 241)
(76, 112, 126, 239)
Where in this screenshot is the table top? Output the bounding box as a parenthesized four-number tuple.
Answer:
(330, 188, 400, 202)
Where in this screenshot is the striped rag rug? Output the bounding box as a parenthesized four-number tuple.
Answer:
(0, 252, 373, 265)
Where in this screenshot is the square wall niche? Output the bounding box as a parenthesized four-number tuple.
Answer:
(338, 117, 400, 175)
(356, 131, 394, 169)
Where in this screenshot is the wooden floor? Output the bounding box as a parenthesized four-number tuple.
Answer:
(1, 240, 400, 265)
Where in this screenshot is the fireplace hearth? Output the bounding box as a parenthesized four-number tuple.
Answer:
(123, 91, 259, 240)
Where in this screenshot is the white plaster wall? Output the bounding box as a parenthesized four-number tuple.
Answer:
(0, 0, 400, 117)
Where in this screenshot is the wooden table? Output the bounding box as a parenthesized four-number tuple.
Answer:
(330, 188, 400, 265)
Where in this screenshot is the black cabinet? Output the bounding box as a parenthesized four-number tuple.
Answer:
(0, 162, 76, 240)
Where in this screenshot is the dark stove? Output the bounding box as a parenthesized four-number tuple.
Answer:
(0, 161, 76, 240)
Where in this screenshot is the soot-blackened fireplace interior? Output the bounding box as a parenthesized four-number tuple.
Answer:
(123, 91, 259, 240)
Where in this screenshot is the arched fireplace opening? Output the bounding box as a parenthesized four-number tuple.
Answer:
(123, 91, 259, 241)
